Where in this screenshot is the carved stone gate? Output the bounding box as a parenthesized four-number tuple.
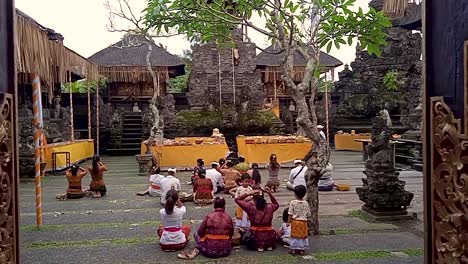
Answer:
(0, 0, 19, 263)
(424, 1, 468, 263)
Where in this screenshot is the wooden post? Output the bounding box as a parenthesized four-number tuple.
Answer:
(32, 73, 43, 228)
(218, 50, 222, 107)
(69, 72, 74, 142)
(325, 72, 330, 143)
(273, 69, 277, 101)
(87, 78, 91, 139)
(96, 83, 100, 155)
(232, 48, 236, 105)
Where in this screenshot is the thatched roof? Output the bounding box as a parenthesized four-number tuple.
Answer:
(256, 45, 343, 69)
(88, 34, 185, 83)
(392, 3, 421, 30)
(15, 9, 99, 88)
(89, 35, 184, 68)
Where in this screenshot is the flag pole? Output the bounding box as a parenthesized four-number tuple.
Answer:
(32, 73, 43, 228)
(69, 72, 74, 142)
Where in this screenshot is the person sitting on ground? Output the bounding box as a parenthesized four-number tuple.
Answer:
(288, 185, 311, 255)
(57, 164, 87, 200)
(234, 174, 253, 231)
(247, 163, 262, 190)
(218, 158, 226, 169)
(235, 156, 250, 174)
(221, 161, 241, 194)
(277, 208, 291, 247)
(287, 159, 307, 190)
(235, 187, 279, 252)
(206, 162, 224, 194)
(137, 166, 165, 197)
(160, 168, 181, 205)
(318, 163, 334, 191)
(265, 154, 281, 192)
(158, 190, 191, 251)
(193, 169, 214, 205)
(87, 155, 108, 198)
(194, 197, 234, 258)
(191, 158, 205, 184)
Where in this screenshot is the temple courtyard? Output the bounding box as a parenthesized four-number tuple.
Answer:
(19, 151, 424, 263)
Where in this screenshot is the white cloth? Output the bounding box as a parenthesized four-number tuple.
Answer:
(289, 165, 307, 188)
(319, 131, 326, 140)
(290, 237, 309, 250)
(148, 174, 165, 197)
(160, 176, 181, 205)
(279, 222, 291, 244)
(206, 168, 224, 193)
(159, 206, 186, 245)
(235, 210, 250, 229)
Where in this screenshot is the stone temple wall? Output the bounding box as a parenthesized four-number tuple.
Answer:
(187, 34, 263, 109)
(331, 26, 422, 134)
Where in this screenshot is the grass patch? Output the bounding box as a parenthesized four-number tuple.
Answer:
(22, 220, 167, 232)
(28, 237, 157, 249)
(314, 249, 392, 261)
(348, 210, 372, 222)
(319, 229, 354, 235)
(402, 248, 424, 256)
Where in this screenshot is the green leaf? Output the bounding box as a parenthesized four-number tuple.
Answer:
(326, 41, 332, 53)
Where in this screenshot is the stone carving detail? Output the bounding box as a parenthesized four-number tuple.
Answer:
(0, 94, 17, 263)
(109, 111, 124, 149)
(187, 34, 263, 109)
(332, 27, 422, 131)
(430, 98, 468, 263)
(356, 112, 413, 212)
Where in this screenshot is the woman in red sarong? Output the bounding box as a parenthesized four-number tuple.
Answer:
(195, 197, 234, 258)
(235, 187, 279, 251)
(193, 169, 214, 205)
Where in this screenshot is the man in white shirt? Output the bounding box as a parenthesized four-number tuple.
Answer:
(206, 162, 224, 194)
(160, 168, 181, 205)
(287, 159, 307, 190)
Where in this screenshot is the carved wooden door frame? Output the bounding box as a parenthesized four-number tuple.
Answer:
(0, 0, 20, 263)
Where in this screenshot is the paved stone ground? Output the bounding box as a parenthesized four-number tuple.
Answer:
(19, 151, 424, 263)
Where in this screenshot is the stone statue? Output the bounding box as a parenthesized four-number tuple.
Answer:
(365, 113, 393, 167)
(149, 98, 161, 140)
(53, 96, 61, 118)
(356, 112, 414, 220)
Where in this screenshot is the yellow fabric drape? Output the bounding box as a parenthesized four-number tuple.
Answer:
(43, 140, 94, 170)
(236, 137, 311, 164)
(334, 134, 371, 151)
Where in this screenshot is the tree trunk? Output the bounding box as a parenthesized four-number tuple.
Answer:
(145, 41, 164, 144)
(306, 176, 320, 235)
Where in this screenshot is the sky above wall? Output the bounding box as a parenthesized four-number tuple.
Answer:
(15, 0, 371, 79)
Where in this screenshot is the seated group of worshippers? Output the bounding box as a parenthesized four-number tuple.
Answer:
(157, 184, 311, 259)
(57, 155, 108, 200)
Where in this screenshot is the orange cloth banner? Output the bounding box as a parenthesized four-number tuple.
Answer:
(334, 134, 371, 151)
(141, 142, 230, 169)
(236, 136, 311, 164)
(43, 140, 95, 170)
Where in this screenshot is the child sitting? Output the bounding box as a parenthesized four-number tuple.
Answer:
(277, 208, 291, 247)
(288, 185, 311, 255)
(234, 173, 253, 231)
